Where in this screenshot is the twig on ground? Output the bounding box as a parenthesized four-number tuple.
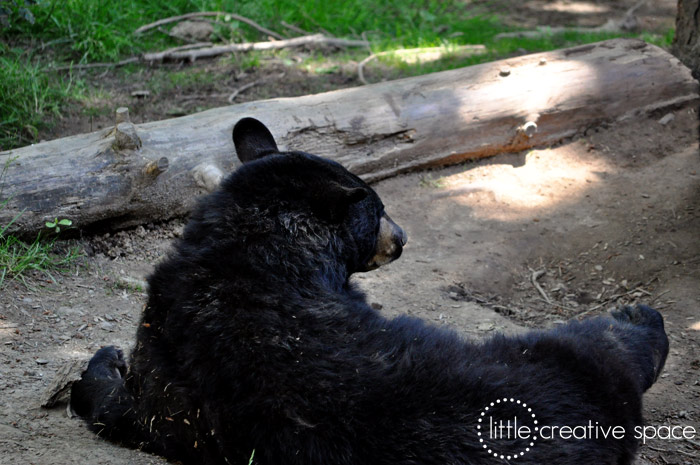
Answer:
(178, 93, 231, 101)
(530, 268, 552, 304)
(647, 445, 670, 453)
(143, 34, 367, 63)
(228, 72, 285, 102)
(144, 41, 215, 57)
(650, 290, 670, 304)
(280, 21, 312, 37)
(299, 10, 332, 37)
(50, 35, 366, 71)
(686, 438, 700, 448)
(228, 79, 263, 103)
(51, 57, 139, 71)
(357, 53, 377, 85)
(134, 11, 284, 40)
(579, 286, 652, 316)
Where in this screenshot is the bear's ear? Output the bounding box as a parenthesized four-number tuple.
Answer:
(233, 117, 279, 163)
(312, 183, 368, 223)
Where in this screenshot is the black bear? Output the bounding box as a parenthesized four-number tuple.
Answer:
(71, 118, 669, 465)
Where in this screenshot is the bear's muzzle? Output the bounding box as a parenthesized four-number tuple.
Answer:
(364, 213, 407, 270)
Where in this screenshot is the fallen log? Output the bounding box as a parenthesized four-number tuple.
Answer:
(1, 38, 697, 235)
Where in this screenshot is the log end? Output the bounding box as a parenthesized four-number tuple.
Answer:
(144, 156, 169, 178)
(115, 107, 131, 125)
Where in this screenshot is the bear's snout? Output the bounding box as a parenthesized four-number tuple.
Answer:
(364, 213, 406, 271)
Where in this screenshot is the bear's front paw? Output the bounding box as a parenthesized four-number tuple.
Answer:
(86, 346, 127, 379)
(610, 304, 664, 330)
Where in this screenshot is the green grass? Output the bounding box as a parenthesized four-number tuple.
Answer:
(0, 0, 676, 150)
(0, 46, 84, 150)
(0, 233, 83, 288)
(0, 154, 83, 288)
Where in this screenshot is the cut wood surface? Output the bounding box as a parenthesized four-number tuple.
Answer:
(1, 39, 697, 235)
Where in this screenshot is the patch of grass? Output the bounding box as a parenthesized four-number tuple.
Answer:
(0, 233, 83, 288)
(419, 174, 445, 189)
(0, 46, 84, 150)
(0, 156, 83, 288)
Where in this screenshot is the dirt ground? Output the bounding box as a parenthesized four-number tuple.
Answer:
(2, 1, 699, 464)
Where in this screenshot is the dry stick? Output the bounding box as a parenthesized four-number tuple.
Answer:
(134, 11, 284, 40)
(650, 289, 671, 304)
(227, 80, 262, 103)
(51, 43, 212, 71)
(530, 269, 552, 304)
(51, 57, 139, 71)
(646, 444, 699, 459)
(280, 21, 312, 36)
(178, 93, 231, 101)
(357, 52, 379, 85)
(686, 438, 700, 449)
(579, 287, 651, 316)
(51, 35, 365, 72)
(228, 72, 285, 103)
(142, 34, 368, 62)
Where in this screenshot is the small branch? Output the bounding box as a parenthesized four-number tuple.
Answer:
(51, 34, 366, 72)
(530, 269, 552, 304)
(579, 287, 651, 316)
(142, 34, 367, 63)
(177, 93, 231, 101)
(228, 72, 285, 103)
(357, 53, 377, 85)
(50, 57, 139, 72)
(280, 21, 312, 37)
(228, 79, 263, 103)
(134, 11, 284, 40)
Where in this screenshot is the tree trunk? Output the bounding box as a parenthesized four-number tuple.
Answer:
(0, 38, 698, 236)
(672, 0, 700, 78)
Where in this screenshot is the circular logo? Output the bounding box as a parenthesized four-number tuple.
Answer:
(476, 398, 539, 461)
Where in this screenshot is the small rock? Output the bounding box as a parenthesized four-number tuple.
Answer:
(658, 113, 675, 126)
(100, 321, 116, 332)
(35, 359, 49, 365)
(104, 314, 115, 322)
(594, 265, 603, 271)
(171, 20, 214, 41)
(499, 67, 511, 77)
(131, 90, 150, 99)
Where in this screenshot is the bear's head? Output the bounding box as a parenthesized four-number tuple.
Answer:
(229, 117, 407, 275)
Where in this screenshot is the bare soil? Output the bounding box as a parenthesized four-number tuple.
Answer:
(2, 1, 699, 464)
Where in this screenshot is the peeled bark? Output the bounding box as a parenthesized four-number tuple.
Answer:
(0, 38, 698, 236)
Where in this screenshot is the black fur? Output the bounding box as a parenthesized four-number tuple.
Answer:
(72, 118, 669, 465)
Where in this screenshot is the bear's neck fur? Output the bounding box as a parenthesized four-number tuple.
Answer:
(166, 199, 357, 300)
